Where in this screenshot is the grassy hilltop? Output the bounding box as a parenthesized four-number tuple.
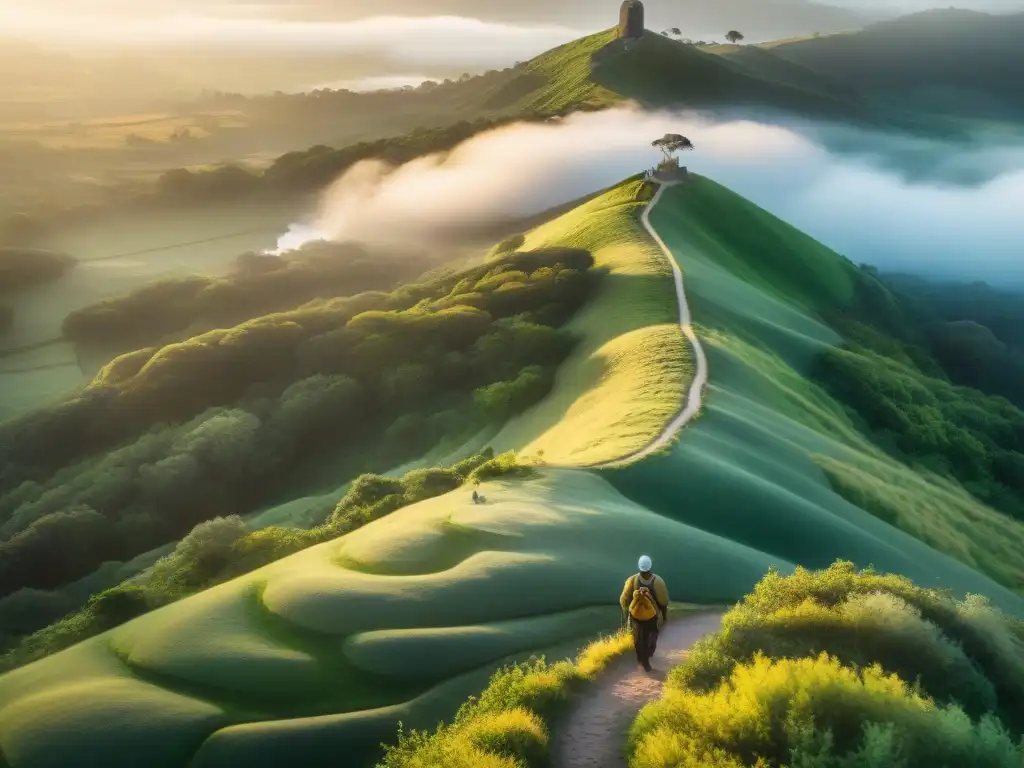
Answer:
(4, 172, 1024, 767)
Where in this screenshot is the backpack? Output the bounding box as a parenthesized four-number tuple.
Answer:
(628, 574, 660, 621)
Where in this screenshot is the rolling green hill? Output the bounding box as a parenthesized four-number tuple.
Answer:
(702, 42, 863, 104)
(3, 173, 1024, 768)
(483, 10, 1024, 132)
(482, 28, 865, 121)
(759, 9, 1024, 120)
(613, 176, 1024, 602)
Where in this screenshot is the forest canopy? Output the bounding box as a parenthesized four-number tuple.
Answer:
(0, 246, 599, 608)
(0, 448, 530, 672)
(62, 240, 433, 352)
(814, 267, 1024, 533)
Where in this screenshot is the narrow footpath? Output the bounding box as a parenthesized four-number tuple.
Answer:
(552, 610, 724, 768)
(590, 179, 709, 469)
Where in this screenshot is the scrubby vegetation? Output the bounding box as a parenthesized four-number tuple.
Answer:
(0, 448, 528, 671)
(379, 630, 632, 768)
(0, 245, 598, 604)
(630, 561, 1024, 768)
(62, 241, 429, 351)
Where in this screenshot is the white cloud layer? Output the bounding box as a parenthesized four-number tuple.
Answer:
(298, 106, 1024, 284)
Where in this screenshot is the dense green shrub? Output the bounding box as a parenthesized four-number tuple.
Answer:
(0, 247, 74, 293)
(474, 366, 556, 421)
(0, 507, 114, 594)
(62, 241, 425, 349)
(379, 632, 632, 768)
(142, 515, 250, 599)
(681, 563, 1024, 726)
(83, 585, 151, 625)
(450, 448, 495, 479)
(639, 562, 1024, 768)
(468, 451, 538, 485)
(632, 652, 1024, 768)
(0, 247, 594, 488)
(401, 469, 463, 504)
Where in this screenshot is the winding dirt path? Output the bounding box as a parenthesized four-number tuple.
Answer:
(552, 610, 724, 768)
(589, 179, 709, 469)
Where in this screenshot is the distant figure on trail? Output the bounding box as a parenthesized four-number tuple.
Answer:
(619, 555, 669, 672)
(472, 490, 486, 504)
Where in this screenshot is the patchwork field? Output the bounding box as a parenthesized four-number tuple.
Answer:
(0, 111, 248, 152)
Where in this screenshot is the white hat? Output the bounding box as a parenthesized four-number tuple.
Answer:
(638, 555, 652, 572)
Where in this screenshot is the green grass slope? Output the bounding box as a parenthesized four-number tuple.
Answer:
(6, 172, 1024, 768)
(485, 179, 690, 466)
(486, 28, 864, 120)
(610, 176, 1024, 611)
(703, 43, 864, 105)
(0, 470, 778, 768)
(0, 180, 705, 767)
(591, 32, 860, 119)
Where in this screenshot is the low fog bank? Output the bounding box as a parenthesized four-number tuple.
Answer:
(285, 106, 1024, 285)
(1, 10, 586, 70)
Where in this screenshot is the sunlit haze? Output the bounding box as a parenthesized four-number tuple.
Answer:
(1, 7, 587, 67)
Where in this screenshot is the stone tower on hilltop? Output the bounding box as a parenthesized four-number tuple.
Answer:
(619, 0, 645, 39)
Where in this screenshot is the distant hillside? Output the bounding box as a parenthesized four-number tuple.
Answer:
(704, 42, 863, 103)
(480, 28, 868, 121)
(762, 9, 1024, 117)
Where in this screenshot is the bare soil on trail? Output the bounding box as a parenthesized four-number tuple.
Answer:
(589, 179, 709, 470)
(552, 610, 724, 768)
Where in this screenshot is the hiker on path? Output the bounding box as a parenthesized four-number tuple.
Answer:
(619, 555, 669, 672)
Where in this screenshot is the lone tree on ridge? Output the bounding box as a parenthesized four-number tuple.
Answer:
(725, 30, 745, 44)
(652, 133, 695, 165)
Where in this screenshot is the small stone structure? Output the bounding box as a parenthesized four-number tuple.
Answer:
(644, 158, 690, 183)
(619, 0, 645, 39)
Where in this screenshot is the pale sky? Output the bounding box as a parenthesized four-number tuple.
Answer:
(0, 6, 590, 64)
(3, 0, 1021, 54)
